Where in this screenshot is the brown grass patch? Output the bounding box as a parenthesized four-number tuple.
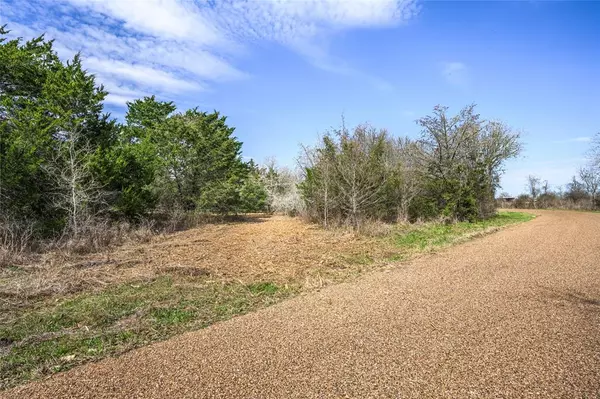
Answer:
(0, 212, 535, 389)
(0, 215, 384, 303)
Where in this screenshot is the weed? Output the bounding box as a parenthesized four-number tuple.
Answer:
(0, 276, 297, 389)
(391, 211, 535, 253)
(151, 308, 195, 326)
(246, 282, 280, 295)
(0, 212, 533, 389)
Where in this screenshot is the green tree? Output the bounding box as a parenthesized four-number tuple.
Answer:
(95, 97, 175, 219)
(108, 98, 253, 216)
(417, 105, 521, 220)
(1, 27, 114, 234)
(160, 109, 248, 213)
(239, 164, 268, 213)
(1, 27, 61, 227)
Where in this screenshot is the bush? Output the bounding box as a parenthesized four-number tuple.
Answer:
(0, 218, 34, 267)
(299, 106, 521, 228)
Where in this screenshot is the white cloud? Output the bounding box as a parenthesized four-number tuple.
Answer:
(442, 61, 468, 87)
(215, 0, 418, 42)
(2, 0, 419, 106)
(552, 137, 592, 144)
(99, 78, 150, 106)
(214, 0, 418, 86)
(104, 93, 138, 106)
(67, 0, 223, 45)
(85, 57, 202, 94)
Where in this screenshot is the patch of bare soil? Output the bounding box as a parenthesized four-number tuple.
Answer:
(0, 215, 384, 303)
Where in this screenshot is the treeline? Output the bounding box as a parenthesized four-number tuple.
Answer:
(502, 141, 600, 210)
(0, 28, 268, 244)
(1, 28, 524, 261)
(299, 106, 521, 227)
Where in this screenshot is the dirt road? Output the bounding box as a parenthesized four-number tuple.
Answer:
(4, 210, 600, 398)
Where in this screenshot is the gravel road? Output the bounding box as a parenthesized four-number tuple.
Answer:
(3, 210, 599, 398)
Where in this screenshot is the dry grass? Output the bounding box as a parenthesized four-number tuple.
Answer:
(0, 212, 534, 389)
(1, 212, 534, 314)
(0, 215, 385, 302)
(7, 210, 597, 399)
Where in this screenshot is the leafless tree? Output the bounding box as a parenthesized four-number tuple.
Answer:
(43, 126, 104, 238)
(386, 137, 423, 222)
(589, 132, 600, 169)
(542, 180, 550, 195)
(260, 158, 303, 215)
(526, 175, 541, 208)
(579, 166, 600, 208)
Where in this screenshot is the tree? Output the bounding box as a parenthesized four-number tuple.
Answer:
(299, 106, 521, 227)
(161, 109, 248, 213)
(1, 27, 114, 234)
(259, 159, 303, 215)
(579, 166, 600, 208)
(417, 105, 521, 220)
(589, 132, 600, 169)
(565, 176, 588, 203)
(103, 98, 252, 217)
(1, 27, 62, 228)
(299, 139, 338, 226)
(43, 55, 113, 235)
(526, 175, 541, 207)
(95, 97, 175, 219)
(1, 24, 266, 256)
(333, 124, 390, 228)
(541, 180, 550, 196)
(300, 123, 392, 229)
(383, 137, 423, 222)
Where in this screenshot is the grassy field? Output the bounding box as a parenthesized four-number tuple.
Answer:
(0, 211, 534, 389)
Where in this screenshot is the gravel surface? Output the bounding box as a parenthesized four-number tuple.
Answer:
(3, 210, 599, 398)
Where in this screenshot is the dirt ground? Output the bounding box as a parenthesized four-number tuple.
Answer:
(1, 215, 385, 303)
(4, 209, 599, 398)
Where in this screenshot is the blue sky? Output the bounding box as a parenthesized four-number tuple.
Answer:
(1, 0, 599, 195)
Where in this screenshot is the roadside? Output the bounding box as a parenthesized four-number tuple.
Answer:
(0, 211, 533, 389)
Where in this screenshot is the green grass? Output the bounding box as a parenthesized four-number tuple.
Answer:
(0, 211, 534, 390)
(0, 276, 294, 389)
(388, 211, 534, 256)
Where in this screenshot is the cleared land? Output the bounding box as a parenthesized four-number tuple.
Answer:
(0, 212, 533, 389)
(3, 210, 599, 398)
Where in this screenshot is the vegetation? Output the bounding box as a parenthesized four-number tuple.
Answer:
(503, 135, 600, 211)
(0, 275, 293, 388)
(0, 27, 538, 390)
(1, 28, 525, 265)
(300, 106, 521, 228)
(0, 28, 267, 264)
(390, 211, 533, 252)
(0, 211, 533, 389)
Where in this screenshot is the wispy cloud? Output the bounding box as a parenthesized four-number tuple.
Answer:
(551, 136, 591, 144)
(441, 61, 468, 87)
(1, 0, 419, 106)
(67, 0, 224, 45)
